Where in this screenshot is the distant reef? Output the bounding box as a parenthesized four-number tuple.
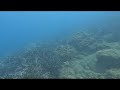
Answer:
(1, 27, 120, 79)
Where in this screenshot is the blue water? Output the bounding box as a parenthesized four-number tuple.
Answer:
(0, 11, 120, 57)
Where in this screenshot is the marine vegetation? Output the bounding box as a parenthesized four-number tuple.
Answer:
(1, 25, 120, 79)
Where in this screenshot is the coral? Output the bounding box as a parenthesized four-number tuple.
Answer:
(59, 54, 105, 79)
(54, 45, 77, 61)
(0, 43, 56, 79)
(59, 66, 76, 79)
(1, 26, 120, 79)
(96, 49, 120, 73)
(59, 61, 104, 79)
(66, 31, 96, 52)
(89, 41, 110, 52)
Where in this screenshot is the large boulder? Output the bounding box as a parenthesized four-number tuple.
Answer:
(96, 49, 120, 73)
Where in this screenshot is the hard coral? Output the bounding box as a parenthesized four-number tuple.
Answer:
(54, 45, 77, 61)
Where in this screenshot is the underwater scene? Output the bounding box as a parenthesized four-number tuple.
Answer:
(0, 11, 120, 79)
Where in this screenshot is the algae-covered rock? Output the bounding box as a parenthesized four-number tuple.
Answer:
(66, 31, 96, 53)
(96, 49, 120, 73)
(59, 54, 105, 79)
(59, 66, 76, 79)
(89, 41, 110, 52)
(106, 69, 120, 79)
(54, 45, 77, 61)
(59, 61, 104, 79)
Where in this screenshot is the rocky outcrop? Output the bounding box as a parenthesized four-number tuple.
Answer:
(96, 49, 120, 73)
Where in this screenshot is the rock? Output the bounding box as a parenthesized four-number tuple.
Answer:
(96, 49, 120, 73)
(106, 69, 120, 79)
(67, 32, 96, 52)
